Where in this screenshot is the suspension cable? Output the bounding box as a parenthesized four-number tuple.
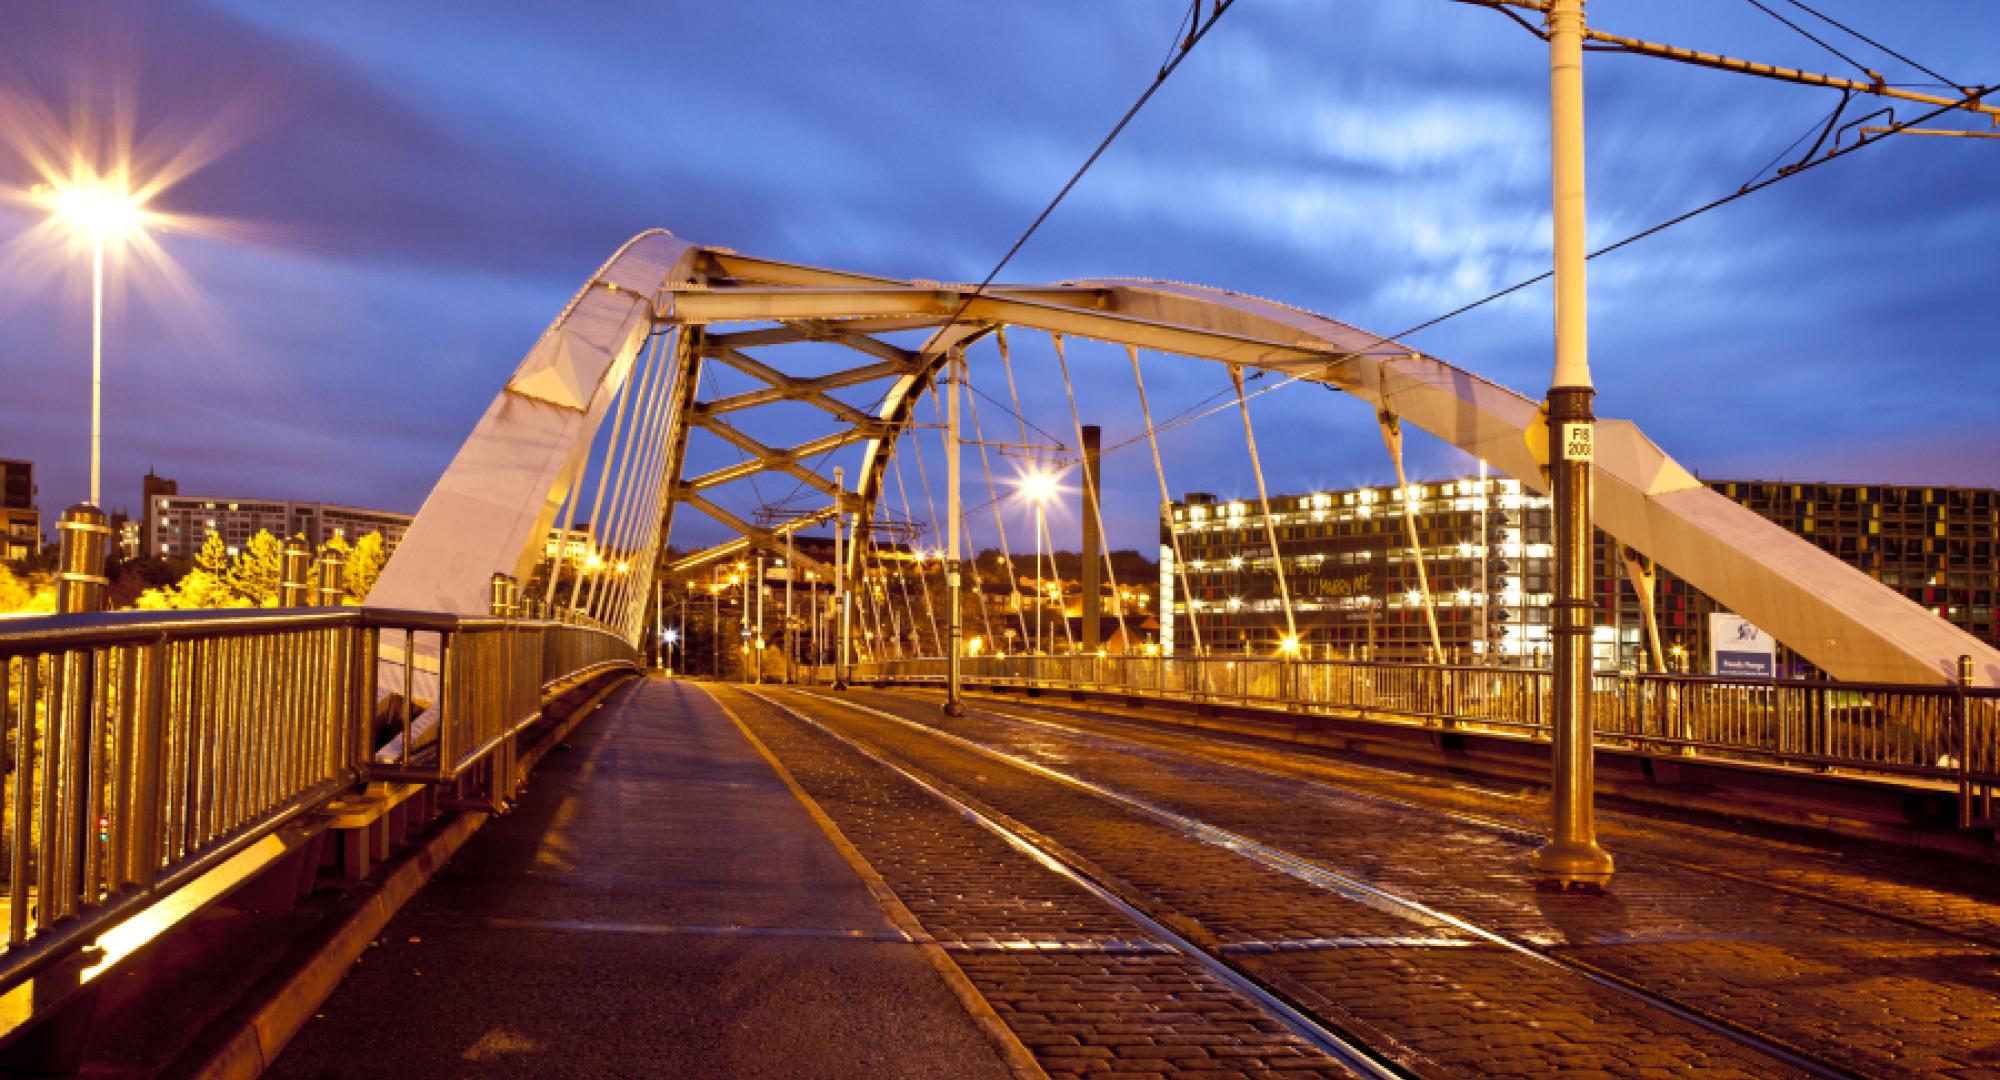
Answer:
(543, 443, 591, 610)
(1127, 345, 1205, 656)
(599, 327, 677, 625)
(1229, 365, 1297, 649)
(964, 355, 1036, 651)
(585, 327, 669, 620)
(613, 329, 689, 635)
(1050, 333, 1133, 651)
(1036, 506, 1080, 652)
(889, 446, 943, 653)
(1376, 407, 1446, 663)
(929, 379, 998, 647)
(570, 330, 648, 617)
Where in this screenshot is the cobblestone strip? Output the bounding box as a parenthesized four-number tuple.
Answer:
(710, 686, 1363, 1080)
(870, 689, 2000, 1077)
(785, 688, 1802, 1079)
(962, 692, 2000, 944)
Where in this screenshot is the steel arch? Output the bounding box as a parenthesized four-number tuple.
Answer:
(376, 231, 2000, 685)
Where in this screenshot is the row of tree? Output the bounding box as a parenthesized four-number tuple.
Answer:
(134, 531, 388, 610)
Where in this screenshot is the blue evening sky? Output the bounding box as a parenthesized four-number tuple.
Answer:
(2, 1, 1995, 551)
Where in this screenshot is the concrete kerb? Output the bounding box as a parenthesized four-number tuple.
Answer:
(697, 683, 1050, 1080)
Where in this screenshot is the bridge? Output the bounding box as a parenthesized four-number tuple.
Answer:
(0, 227, 1996, 1077)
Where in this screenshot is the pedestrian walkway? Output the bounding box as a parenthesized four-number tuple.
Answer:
(269, 677, 1020, 1079)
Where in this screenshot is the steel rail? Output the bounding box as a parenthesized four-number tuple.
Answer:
(736, 686, 1412, 1080)
(791, 688, 1865, 1080)
(942, 691, 2000, 956)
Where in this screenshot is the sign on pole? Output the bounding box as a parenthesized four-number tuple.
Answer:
(1708, 612, 1776, 678)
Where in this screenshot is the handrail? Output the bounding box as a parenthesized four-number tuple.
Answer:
(0, 606, 639, 996)
(848, 654, 2000, 815)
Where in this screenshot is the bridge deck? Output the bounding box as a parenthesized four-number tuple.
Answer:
(270, 678, 2000, 1078)
(267, 678, 1018, 1079)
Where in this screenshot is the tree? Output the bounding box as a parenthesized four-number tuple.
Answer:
(0, 564, 55, 615)
(135, 568, 246, 610)
(344, 533, 386, 602)
(194, 533, 233, 580)
(226, 531, 286, 607)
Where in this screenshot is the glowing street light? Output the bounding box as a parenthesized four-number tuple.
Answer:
(1015, 468, 1059, 655)
(35, 170, 154, 508)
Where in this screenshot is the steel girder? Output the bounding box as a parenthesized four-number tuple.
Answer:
(383, 230, 2000, 684)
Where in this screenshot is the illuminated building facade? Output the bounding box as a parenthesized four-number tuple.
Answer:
(1163, 477, 2000, 672)
(148, 494, 413, 561)
(0, 459, 39, 562)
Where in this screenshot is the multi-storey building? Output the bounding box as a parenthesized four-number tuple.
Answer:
(1163, 478, 1581, 664)
(1711, 480, 1999, 648)
(0, 460, 38, 562)
(1162, 477, 2000, 674)
(147, 493, 414, 561)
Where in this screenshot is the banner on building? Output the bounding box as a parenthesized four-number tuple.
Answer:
(1248, 561, 1380, 604)
(1708, 612, 1775, 678)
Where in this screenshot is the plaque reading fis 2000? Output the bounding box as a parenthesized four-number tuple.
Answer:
(1561, 421, 1594, 463)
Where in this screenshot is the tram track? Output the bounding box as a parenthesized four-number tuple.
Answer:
(733, 686, 1413, 1080)
(759, 686, 1853, 1080)
(928, 690, 2000, 955)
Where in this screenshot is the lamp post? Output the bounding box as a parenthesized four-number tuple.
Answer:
(40, 174, 149, 508)
(1531, 0, 1616, 888)
(1017, 468, 1057, 656)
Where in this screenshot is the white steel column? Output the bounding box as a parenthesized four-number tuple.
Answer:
(834, 466, 851, 688)
(944, 353, 966, 715)
(1532, 0, 1615, 887)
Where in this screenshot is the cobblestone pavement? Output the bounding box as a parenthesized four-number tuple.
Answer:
(816, 686, 2000, 1078)
(735, 686, 1817, 1079)
(708, 686, 1364, 1080)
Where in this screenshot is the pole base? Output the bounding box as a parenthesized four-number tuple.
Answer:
(942, 699, 967, 718)
(1530, 839, 1615, 888)
(832, 681, 849, 691)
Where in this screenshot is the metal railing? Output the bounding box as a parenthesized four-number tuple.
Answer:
(851, 654, 1999, 825)
(0, 606, 636, 992)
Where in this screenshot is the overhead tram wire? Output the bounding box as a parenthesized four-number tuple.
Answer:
(795, 2, 1232, 648)
(1778, 0, 1967, 93)
(1740, 0, 1875, 78)
(951, 0, 1237, 309)
(1084, 78, 1998, 467)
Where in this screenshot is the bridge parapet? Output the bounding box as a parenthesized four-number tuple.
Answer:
(853, 654, 1999, 830)
(0, 606, 635, 1025)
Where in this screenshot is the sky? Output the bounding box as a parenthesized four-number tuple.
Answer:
(1, 0, 1996, 555)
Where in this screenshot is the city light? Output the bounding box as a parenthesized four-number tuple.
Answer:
(1277, 633, 1301, 657)
(1016, 468, 1058, 505)
(35, 170, 156, 508)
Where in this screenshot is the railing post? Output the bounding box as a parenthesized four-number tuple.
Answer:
(316, 545, 347, 606)
(490, 573, 516, 618)
(56, 504, 111, 614)
(280, 537, 313, 607)
(54, 505, 111, 919)
(1959, 654, 1975, 829)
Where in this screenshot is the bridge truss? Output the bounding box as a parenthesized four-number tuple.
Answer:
(373, 228, 2000, 687)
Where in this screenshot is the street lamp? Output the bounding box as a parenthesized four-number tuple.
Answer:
(36, 171, 152, 508)
(1016, 468, 1057, 654)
